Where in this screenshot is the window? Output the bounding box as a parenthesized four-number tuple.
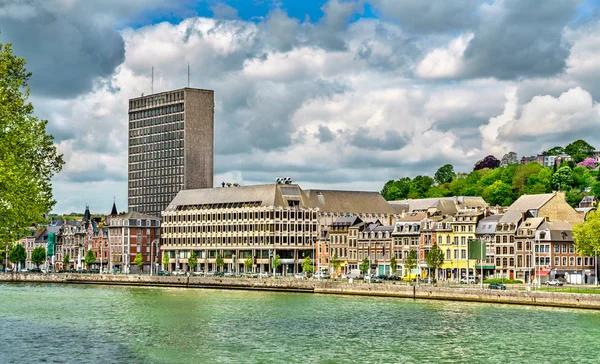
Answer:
(569, 245, 575, 253)
(554, 245, 559, 253)
(562, 257, 567, 266)
(461, 249, 466, 259)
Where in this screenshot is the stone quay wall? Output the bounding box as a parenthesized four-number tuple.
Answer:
(1, 273, 598, 310)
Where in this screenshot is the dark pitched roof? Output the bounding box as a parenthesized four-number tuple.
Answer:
(111, 201, 118, 215)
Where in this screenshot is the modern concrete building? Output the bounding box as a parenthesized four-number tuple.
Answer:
(128, 88, 214, 217)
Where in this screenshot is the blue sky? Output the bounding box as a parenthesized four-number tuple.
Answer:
(0, 0, 599, 214)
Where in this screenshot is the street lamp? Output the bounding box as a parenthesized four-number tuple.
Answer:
(150, 239, 159, 276)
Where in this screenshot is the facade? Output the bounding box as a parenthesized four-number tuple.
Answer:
(514, 217, 545, 282)
(579, 195, 597, 208)
(161, 184, 319, 275)
(105, 209, 161, 274)
(392, 212, 426, 277)
(444, 210, 484, 280)
(475, 214, 501, 278)
(328, 217, 363, 276)
(537, 221, 596, 284)
(128, 88, 214, 217)
(20, 228, 38, 270)
(160, 184, 393, 275)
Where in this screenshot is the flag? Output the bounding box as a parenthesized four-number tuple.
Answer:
(468, 240, 486, 260)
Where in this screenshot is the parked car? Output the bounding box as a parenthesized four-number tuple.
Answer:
(423, 277, 437, 284)
(402, 273, 419, 282)
(29, 268, 42, 273)
(191, 271, 203, 276)
(489, 283, 507, 290)
(223, 272, 234, 277)
(215, 272, 225, 277)
(257, 272, 271, 278)
(313, 272, 330, 280)
(20, 269, 29, 273)
(294, 272, 307, 279)
(545, 279, 564, 286)
(365, 275, 383, 283)
(387, 274, 400, 281)
(172, 270, 186, 276)
(157, 270, 170, 276)
(460, 276, 479, 284)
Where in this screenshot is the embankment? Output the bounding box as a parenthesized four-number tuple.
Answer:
(1, 273, 598, 310)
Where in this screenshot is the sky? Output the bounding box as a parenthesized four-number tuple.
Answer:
(1, 0, 600, 214)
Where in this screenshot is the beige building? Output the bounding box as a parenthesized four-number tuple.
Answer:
(161, 184, 394, 275)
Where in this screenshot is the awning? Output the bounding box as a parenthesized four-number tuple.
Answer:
(536, 269, 551, 276)
(475, 265, 495, 269)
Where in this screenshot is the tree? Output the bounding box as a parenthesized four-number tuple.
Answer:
(0, 242, 11, 268)
(404, 250, 418, 277)
(425, 244, 444, 280)
(359, 257, 369, 275)
(244, 256, 253, 273)
(63, 253, 70, 270)
(188, 251, 198, 272)
(565, 139, 595, 162)
(31, 246, 46, 268)
(390, 256, 397, 275)
(84, 249, 96, 270)
(216, 253, 225, 272)
(500, 152, 518, 167)
(434, 164, 456, 184)
(134, 253, 144, 273)
(542, 146, 564, 156)
(381, 177, 411, 201)
(410, 175, 435, 197)
(301, 256, 314, 274)
(482, 181, 514, 206)
(272, 254, 281, 274)
(0, 39, 64, 247)
(577, 158, 597, 169)
(329, 254, 343, 277)
(573, 210, 600, 284)
(9, 243, 26, 271)
(552, 166, 574, 191)
(162, 253, 170, 270)
(474, 155, 500, 170)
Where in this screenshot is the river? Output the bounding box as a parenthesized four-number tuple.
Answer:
(0, 283, 598, 363)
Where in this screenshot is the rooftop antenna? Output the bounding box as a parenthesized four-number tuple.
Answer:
(187, 62, 190, 88)
(151, 66, 154, 94)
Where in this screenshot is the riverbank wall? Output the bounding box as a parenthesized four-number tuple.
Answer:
(1, 273, 599, 310)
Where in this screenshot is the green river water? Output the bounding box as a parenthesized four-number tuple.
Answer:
(0, 283, 598, 363)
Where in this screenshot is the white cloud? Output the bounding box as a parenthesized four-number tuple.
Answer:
(415, 33, 473, 79)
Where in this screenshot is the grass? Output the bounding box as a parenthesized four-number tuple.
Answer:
(531, 286, 600, 294)
(483, 278, 523, 284)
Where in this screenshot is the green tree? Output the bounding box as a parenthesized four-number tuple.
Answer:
(329, 254, 343, 277)
(573, 210, 600, 284)
(542, 146, 564, 156)
(272, 254, 281, 274)
(162, 253, 170, 270)
(434, 164, 456, 184)
(390, 256, 397, 275)
(410, 175, 435, 198)
(31, 246, 46, 268)
(9, 243, 26, 271)
(359, 257, 369, 274)
(84, 249, 96, 270)
(565, 139, 595, 162)
(244, 255, 253, 273)
(216, 253, 225, 272)
(63, 253, 70, 270)
(0, 39, 64, 246)
(188, 251, 198, 272)
(404, 250, 418, 278)
(425, 244, 444, 281)
(552, 166, 574, 191)
(0, 242, 11, 268)
(482, 181, 514, 206)
(381, 177, 411, 201)
(301, 255, 314, 274)
(134, 253, 143, 273)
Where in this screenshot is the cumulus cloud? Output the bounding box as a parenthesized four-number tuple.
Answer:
(1, 0, 597, 213)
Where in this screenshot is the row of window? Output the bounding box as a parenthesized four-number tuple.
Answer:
(163, 223, 318, 234)
(129, 103, 184, 120)
(129, 92, 184, 110)
(129, 156, 184, 171)
(163, 210, 318, 223)
(129, 192, 179, 206)
(162, 235, 317, 246)
(129, 120, 184, 137)
(129, 166, 183, 181)
(129, 131, 184, 147)
(129, 175, 183, 188)
(129, 185, 180, 196)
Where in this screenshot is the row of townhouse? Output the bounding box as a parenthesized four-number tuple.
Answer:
(7, 204, 161, 274)
(317, 191, 596, 284)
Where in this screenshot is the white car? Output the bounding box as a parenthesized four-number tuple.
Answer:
(172, 270, 187, 276)
(294, 272, 307, 279)
(545, 279, 564, 286)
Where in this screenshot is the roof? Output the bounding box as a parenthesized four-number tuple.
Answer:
(396, 212, 427, 222)
(331, 216, 363, 228)
(539, 220, 573, 241)
(499, 210, 523, 224)
(388, 196, 487, 215)
(166, 184, 312, 211)
(305, 189, 394, 214)
(507, 193, 554, 212)
(475, 214, 502, 234)
(581, 196, 596, 202)
(114, 211, 161, 221)
(517, 217, 545, 230)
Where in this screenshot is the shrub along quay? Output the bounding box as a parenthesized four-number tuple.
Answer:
(1, 273, 599, 310)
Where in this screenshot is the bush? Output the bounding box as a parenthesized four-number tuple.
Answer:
(483, 278, 523, 284)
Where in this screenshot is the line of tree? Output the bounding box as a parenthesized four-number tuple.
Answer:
(381, 141, 599, 208)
